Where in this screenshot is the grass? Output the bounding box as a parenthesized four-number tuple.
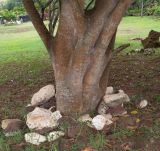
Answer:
(89, 132, 106, 150)
(0, 16, 160, 85)
(116, 16, 160, 52)
(0, 16, 160, 150)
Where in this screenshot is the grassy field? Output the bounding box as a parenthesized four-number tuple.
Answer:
(0, 16, 160, 84)
(0, 16, 160, 151)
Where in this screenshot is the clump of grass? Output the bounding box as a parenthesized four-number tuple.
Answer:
(139, 121, 160, 140)
(0, 133, 10, 151)
(89, 132, 106, 150)
(112, 127, 134, 140)
(154, 95, 160, 103)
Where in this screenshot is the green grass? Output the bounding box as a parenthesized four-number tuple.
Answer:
(116, 16, 160, 52)
(0, 17, 160, 85)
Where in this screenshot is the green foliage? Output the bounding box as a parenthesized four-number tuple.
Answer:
(0, 133, 10, 151)
(128, 0, 160, 16)
(13, 6, 25, 16)
(154, 95, 160, 103)
(0, 9, 16, 20)
(3, 0, 23, 11)
(0, 0, 24, 20)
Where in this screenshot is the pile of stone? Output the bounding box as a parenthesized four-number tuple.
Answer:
(1, 85, 148, 145)
(24, 84, 65, 145)
(1, 84, 65, 145)
(98, 86, 130, 116)
(79, 86, 130, 131)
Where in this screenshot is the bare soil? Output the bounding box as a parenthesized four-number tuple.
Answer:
(0, 54, 160, 151)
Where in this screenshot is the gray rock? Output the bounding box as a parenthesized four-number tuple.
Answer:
(1, 119, 24, 136)
(31, 84, 55, 106)
(104, 92, 130, 107)
(98, 101, 109, 115)
(107, 104, 127, 116)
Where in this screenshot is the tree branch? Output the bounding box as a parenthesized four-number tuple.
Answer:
(23, 0, 53, 51)
(106, 43, 130, 65)
(95, 0, 132, 51)
(41, 0, 56, 20)
(112, 43, 130, 56)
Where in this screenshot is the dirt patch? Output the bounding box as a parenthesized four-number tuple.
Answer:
(0, 54, 160, 150)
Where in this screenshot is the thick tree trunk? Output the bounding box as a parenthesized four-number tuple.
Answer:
(23, 0, 131, 116)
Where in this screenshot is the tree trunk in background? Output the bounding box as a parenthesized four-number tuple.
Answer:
(23, 0, 131, 116)
(141, 0, 144, 17)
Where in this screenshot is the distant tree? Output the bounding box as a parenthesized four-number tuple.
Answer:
(4, 0, 23, 10)
(23, 0, 131, 116)
(129, 0, 160, 16)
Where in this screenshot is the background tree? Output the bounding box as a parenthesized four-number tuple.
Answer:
(23, 0, 131, 116)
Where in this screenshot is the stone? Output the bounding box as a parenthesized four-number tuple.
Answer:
(78, 114, 92, 123)
(26, 107, 62, 132)
(47, 131, 65, 142)
(105, 86, 114, 95)
(107, 104, 127, 116)
(97, 101, 109, 115)
(104, 92, 130, 107)
(25, 133, 46, 145)
(26, 97, 56, 113)
(31, 84, 55, 106)
(1, 119, 24, 136)
(92, 115, 112, 130)
(138, 100, 148, 109)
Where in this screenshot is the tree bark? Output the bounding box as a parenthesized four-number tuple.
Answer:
(23, 0, 131, 116)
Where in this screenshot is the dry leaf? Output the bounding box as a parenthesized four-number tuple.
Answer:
(130, 110, 138, 115)
(82, 147, 93, 151)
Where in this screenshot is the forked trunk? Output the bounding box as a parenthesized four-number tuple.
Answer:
(53, 31, 116, 115)
(23, 0, 131, 116)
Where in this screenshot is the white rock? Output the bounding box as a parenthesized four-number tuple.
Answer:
(26, 107, 62, 131)
(31, 85, 55, 106)
(92, 115, 107, 130)
(119, 89, 124, 93)
(104, 92, 130, 107)
(47, 131, 65, 142)
(25, 133, 46, 145)
(78, 114, 92, 123)
(105, 86, 114, 95)
(92, 114, 113, 130)
(139, 100, 148, 109)
(51, 111, 62, 121)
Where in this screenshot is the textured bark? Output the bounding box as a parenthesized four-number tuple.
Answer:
(23, 0, 131, 116)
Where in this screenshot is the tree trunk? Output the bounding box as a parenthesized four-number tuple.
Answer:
(23, 0, 131, 116)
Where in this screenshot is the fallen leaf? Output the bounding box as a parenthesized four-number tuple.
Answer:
(130, 110, 138, 115)
(136, 118, 141, 123)
(82, 147, 93, 151)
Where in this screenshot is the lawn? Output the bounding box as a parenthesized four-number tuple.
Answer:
(0, 16, 160, 151)
(0, 16, 160, 84)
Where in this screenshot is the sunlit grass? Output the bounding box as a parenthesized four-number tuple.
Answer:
(0, 16, 160, 84)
